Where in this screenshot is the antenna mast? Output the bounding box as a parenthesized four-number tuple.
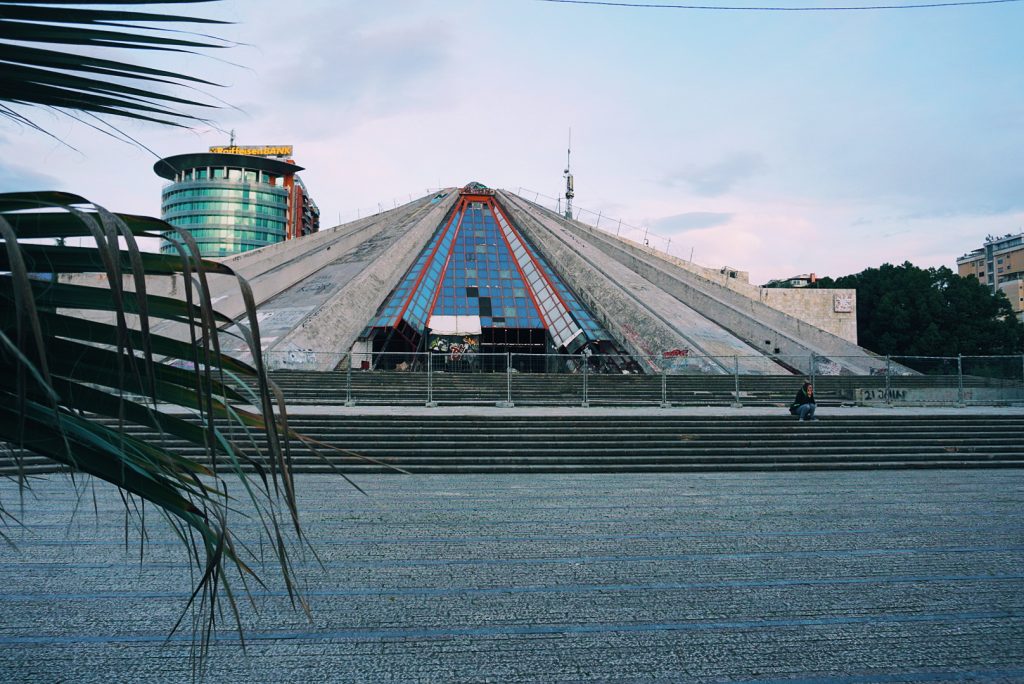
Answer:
(563, 128, 574, 220)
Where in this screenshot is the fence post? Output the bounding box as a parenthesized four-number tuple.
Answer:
(497, 352, 514, 408)
(732, 355, 742, 408)
(956, 354, 965, 407)
(345, 353, 355, 407)
(660, 357, 670, 408)
(885, 355, 892, 406)
(581, 354, 590, 407)
(809, 352, 816, 390)
(426, 352, 437, 407)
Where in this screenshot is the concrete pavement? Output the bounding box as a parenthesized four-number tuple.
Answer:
(2, 470, 1022, 682)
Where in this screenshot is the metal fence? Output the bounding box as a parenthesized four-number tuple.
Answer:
(332, 188, 448, 227)
(256, 351, 1024, 408)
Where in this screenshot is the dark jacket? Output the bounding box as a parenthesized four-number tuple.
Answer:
(790, 386, 815, 415)
(793, 387, 814, 406)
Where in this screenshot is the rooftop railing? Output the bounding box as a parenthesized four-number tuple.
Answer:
(511, 187, 680, 259)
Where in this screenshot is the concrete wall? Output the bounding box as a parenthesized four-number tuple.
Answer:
(856, 387, 1024, 406)
(998, 279, 1024, 320)
(758, 288, 857, 342)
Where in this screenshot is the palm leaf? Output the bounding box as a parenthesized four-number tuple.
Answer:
(0, 1, 337, 664)
(0, 0, 229, 129)
(0, 192, 308, 658)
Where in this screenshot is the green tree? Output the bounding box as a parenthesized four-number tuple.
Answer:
(833, 262, 1023, 356)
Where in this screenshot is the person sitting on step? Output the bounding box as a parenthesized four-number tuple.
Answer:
(790, 382, 817, 421)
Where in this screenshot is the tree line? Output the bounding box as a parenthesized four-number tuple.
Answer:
(768, 262, 1024, 356)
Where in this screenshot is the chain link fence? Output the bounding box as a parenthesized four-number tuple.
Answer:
(257, 350, 1024, 408)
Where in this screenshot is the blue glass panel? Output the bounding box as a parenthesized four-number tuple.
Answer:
(363, 197, 612, 349)
(427, 202, 545, 332)
(518, 226, 613, 343)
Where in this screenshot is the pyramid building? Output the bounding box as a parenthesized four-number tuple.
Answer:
(132, 183, 878, 376)
(357, 183, 622, 371)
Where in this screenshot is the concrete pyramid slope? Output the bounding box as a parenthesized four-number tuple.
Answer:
(205, 192, 454, 323)
(58, 191, 458, 368)
(499, 191, 883, 376)
(216, 190, 459, 368)
(499, 192, 782, 374)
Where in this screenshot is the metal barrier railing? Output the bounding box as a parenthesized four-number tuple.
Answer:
(256, 351, 1024, 408)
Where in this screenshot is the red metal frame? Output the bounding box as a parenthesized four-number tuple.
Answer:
(487, 196, 551, 330)
(392, 197, 466, 330)
(423, 201, 468, 321)
(490, 196, 576, 327)
(386, 193, 575, 342)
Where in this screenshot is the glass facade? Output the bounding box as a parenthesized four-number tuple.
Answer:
(154, 152, 317, 258)
(363, 189, 611, 355)
(160, 177, 288, 257)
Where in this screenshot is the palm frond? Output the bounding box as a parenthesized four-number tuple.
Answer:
(0, 0, 229, 129)
(0, 191, 307, 655)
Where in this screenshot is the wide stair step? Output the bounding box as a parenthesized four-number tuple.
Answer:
(4, 414, 1023, 475)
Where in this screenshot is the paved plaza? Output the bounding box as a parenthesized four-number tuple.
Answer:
(1, 470, 1023, 682)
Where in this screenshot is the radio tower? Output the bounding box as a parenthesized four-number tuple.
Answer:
(563, 128, 574, 220)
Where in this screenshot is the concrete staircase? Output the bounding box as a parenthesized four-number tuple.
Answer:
(5, 413, 1023, 475)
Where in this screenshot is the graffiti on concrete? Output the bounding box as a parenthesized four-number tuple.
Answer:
(662, 348, 691, 372)
(619, 323, 657, 358)
(814, 358, 842, 376)
(858, 388, 908, 402)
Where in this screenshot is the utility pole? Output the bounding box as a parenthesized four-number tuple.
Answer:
(563, 127, 574, 220)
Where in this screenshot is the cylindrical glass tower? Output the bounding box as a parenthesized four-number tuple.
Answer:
(154, 152, 307, 258)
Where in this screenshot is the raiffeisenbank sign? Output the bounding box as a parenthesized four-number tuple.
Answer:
(208, 145, 293, 157)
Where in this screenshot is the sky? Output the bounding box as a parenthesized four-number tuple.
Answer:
(3, 0, 1023, 285)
